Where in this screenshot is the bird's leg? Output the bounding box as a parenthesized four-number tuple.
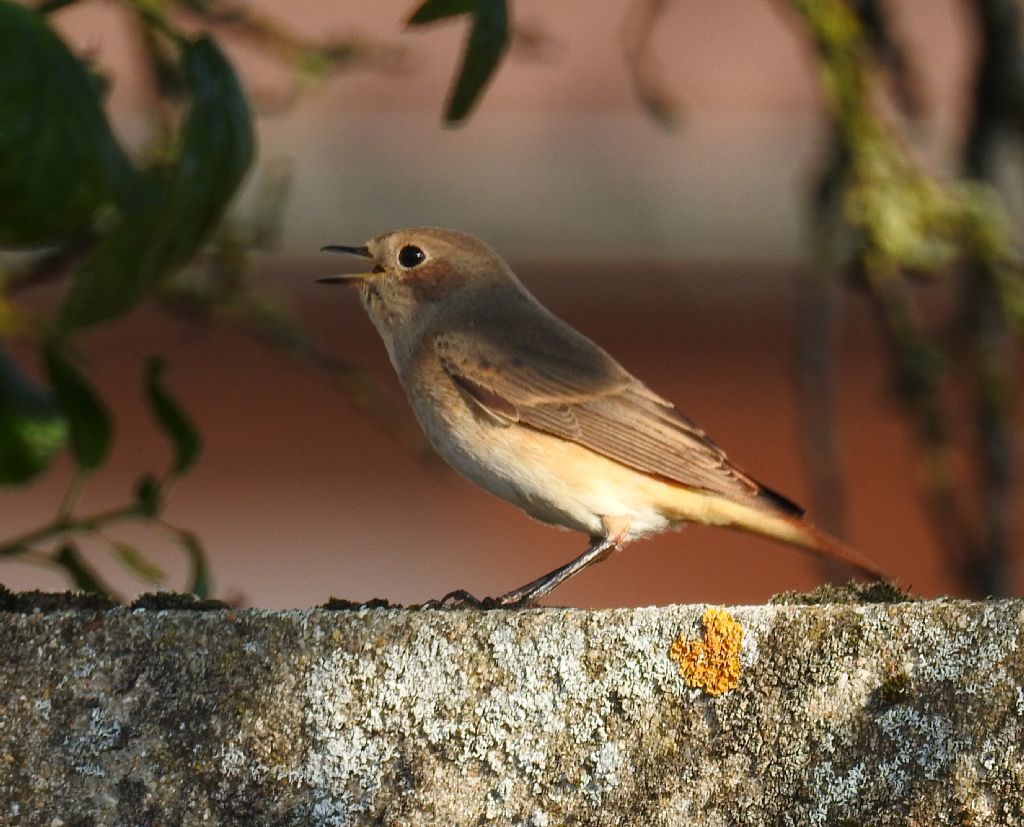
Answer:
(493, 517, 631, 608)
(420, 563, 607, 609)
(492, 536, 617, 607)
(420, 518, 630, 609)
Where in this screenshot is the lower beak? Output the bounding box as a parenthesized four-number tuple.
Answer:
(319, 243, 375, 285)
(316, 273, 372, 285)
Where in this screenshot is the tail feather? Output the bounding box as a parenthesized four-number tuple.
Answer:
(763, 517, 888, 582)
(668, 493, 889, 581)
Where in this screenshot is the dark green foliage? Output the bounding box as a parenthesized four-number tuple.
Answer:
(408, 0, 509, 123)
(60, 37, 254, 328)
(135, 474, 163, 518)
(0, 360, 212, 598)
(145, 357, 201, 477)
(178, 530, 211, 598)
(0, 348, 66, 484)
(55, 544, 110, 596)
(111, 543, 166, 585)
(0, 4, 255, 598)
(408, 0, 476, 24)
(43, 340, 112, 473)
(0, 1, 132, 247)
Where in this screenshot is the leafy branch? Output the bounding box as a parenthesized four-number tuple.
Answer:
(0, 0, 398, 597)
(791, 0, 1024, 595)
(0, 353, 207, 597)
(407, 0, 680, 128)
(0, 0, 249, 597)
(408, 0, 510, 124)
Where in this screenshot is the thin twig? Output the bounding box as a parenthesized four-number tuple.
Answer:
(0, 503, 145, 558)
(788, 0, 1021, 596)
(620, 0, 680, 129)
(864, 261, 976, 578)
(959, 0, 1023, 597)
(55, 471, 87, 524)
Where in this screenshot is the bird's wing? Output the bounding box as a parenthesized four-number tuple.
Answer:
(433, 324, 800, 514)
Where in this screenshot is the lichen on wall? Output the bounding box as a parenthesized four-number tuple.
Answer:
(668, 606, 744, 695)
(0, 597, 1022, 825)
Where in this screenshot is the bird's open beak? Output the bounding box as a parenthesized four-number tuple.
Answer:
(318, 244, 375, 285)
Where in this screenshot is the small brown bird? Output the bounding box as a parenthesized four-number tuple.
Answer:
(320, 228, 886, 606)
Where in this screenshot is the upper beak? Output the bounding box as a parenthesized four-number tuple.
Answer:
(318, 244, 374, 285)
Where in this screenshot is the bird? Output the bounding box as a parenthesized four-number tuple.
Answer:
(319, 227, 887, 607)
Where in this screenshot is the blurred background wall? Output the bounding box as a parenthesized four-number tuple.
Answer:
(2, 0, 1020, 606)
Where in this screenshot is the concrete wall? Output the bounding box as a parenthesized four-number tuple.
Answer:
(1, 592, 1022, 825)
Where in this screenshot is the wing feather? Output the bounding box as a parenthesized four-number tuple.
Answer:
(433, 325, 797, 513)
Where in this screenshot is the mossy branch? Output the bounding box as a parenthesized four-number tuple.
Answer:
(791, 0, 1023, 595)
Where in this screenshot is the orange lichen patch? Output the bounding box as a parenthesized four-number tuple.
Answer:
(669, 607, 744, 696)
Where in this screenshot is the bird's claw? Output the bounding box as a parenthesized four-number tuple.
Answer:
(421, 589, 534, 610)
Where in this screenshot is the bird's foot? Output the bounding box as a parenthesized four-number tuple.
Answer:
(421, 589, 534, 610)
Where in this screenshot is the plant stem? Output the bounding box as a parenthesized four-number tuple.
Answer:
(56, 471, 86, 524)
(0, 503, 144, 558)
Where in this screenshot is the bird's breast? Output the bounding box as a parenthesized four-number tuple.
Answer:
(399, 357, 675, 539)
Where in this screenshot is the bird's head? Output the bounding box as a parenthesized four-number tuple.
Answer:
(320, 228, 514, 348)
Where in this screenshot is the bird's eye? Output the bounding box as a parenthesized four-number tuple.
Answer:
(397, 245, 426, 269)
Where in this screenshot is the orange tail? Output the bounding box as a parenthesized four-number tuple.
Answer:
(662, 487, 890, 581)
(778, 519, 889, 582)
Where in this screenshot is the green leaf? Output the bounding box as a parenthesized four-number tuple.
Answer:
(112, 543, 166, 585)
(446, 0, 508, 122)
(406, 0, 508, 123)
(134, 474, 162, 517)
(0, 1, 132, 246)
(0, 348, 67, 484)
(144, 357, 200, 476)
(408, 0, 476, 25)
(179, 530, 211, 597)
(55, 544, 112, 596)
(43, 341, 112, 473)
(60, 36, 254, 329)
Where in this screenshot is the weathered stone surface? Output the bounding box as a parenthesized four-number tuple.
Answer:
(1, 597, 1022, 825)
